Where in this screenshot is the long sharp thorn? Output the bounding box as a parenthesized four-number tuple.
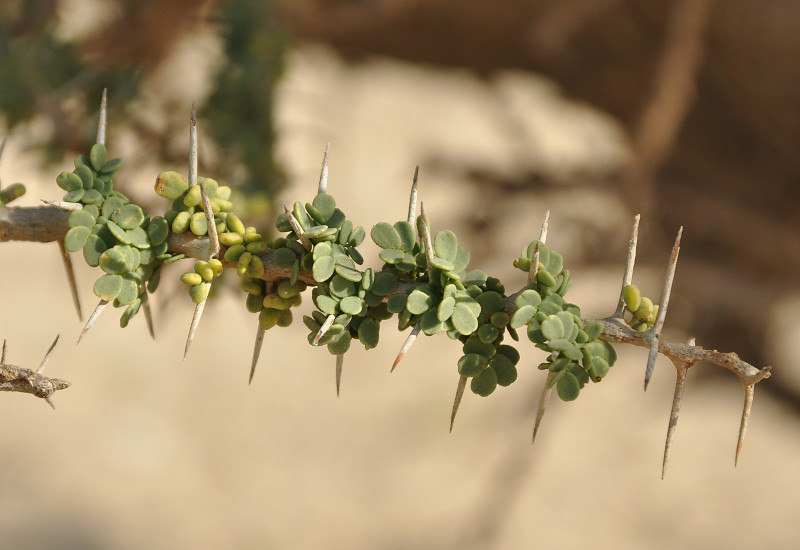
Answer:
(0, 138, 6, 162)
(532, 372, 556, 445)
(78, 300, 109, 344)
(391, 323, 421, 372)
(335, 354, 344, 397)
(318, 143, 330, 194)
(188, 103, 198, 188)
(199, 183, 219, 259)
(539, 210, 550, 242)
(97, 88, 107, 145)
(45, 397, 56, 410)
(284, 204, 312, 251)
(419, 203, 435, 280)
(644, 226, 683, 391)
(450, 375, 468, 432)
(41, 199, 82, 211)
(184, 283, 210, 360)
(528, 211, 550, 284)
(142, 292, 155, 340)
(58, 240, 82, 320)
(1, 339, 6, 366)
(37, 335, 59, 373)
(615, 214, 641, 317)
(249, 326, 266, 385)
(662, 364, 689, 479)
(736, 384, 755, 467)
(313, 314, 335, 346)
(407, 166, 419, 223)
(528, 242, 540, 285)
(644, 339, 660, 392)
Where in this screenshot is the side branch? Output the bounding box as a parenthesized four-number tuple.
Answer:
(588, 316, 771, 384)
(0, 205, 70, 242)
(0, 363, 70, 399)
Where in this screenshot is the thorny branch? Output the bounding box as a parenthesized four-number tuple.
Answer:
(0, 107, 772, 474)
(0, 337, 69, 406)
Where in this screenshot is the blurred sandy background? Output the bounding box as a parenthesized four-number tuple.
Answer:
(2, 1, 800, 549)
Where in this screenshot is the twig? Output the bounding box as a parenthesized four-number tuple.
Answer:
(590, 316, 770, 383)
(0, 336, 69, 403)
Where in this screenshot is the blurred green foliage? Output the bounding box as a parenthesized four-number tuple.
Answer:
(0, 0, 288, 221)
(205, 0, 289, 222)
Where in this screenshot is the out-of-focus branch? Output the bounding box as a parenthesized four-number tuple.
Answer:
(627, 0, 719, 218)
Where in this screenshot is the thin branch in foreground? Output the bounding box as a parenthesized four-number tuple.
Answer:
(58, 239, 82, 320)
(644, 226, 682, 391)
(77, 299, 109, 344)
(318, 143, 330, 195)
(450, 375, 468, 432)
(0, 336, 69, 404)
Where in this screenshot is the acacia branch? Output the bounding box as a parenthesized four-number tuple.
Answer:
(0, 337, 69, 405)
(1, 204, 773, 385)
